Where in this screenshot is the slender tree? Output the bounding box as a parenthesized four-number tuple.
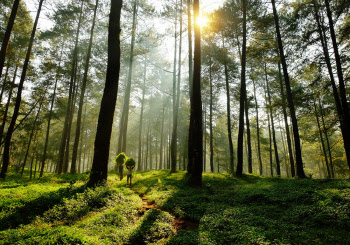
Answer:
(271, 0, 306, 178)
(117, 0, 137, 154)
(71, 0, 99, 174)
(265, 64, 280, 176)
(40, 48, 63, 177)
(187, 0, 194, 174)
(0, 0, 20, 80)
(209, 57, 214, 173)
(138, 58, 147, 171)
(57, 1, 84, 174)
(313, 99, 331, 178)
(0, 0, 44, 179)
(252, 77, 263, 175)
(224, 51, 234, 173)
(0, 65, 18, 145)
(323, 0, 350, 171)
(236, 0, 247, 177)
(171, 0, 179, 173)
(277, 61, 295, 177)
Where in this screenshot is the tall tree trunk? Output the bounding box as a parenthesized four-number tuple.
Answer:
(321, 0, 350, 170)
(236, 0, 247, 177)
(245, 93, 252, 173)
(117, 0, 137, 154)
(71, 0, 99, 174)
(203, 102, 207, 172)
(277, 61, 295, 177)
(63, 64, 79, 173)
(265, 64, 280, 176)
(40, 48, 63, 177)
(0, 0, 44, 179)
(29, 151, 35, 179)
(0, 66, 9, 104)
(171, 0, 179, 173)
(264, 86, 273, 176)
(138, 58, 147, 171)
(159, 103, 165, 169)
(209, 58, 214, 173)
(252, 77, 263, 175)
(0, 0, 20, 80)
(223, 41, 234, 173)
(87, 0, 122, 186)
(279, 119, 289, 177)
(319, 98, 335, 178)
(188, 0, 203, 187)
(145, 122, 150, 170)
(271, 0, 305, 178)
(314, 99, 331, 178)
(0, 65, 17, 144)
(58, 2, 83, 174)
(313, 1, 344, 171)
(155, 134, 158, 169)
(187, 0, 194, 174)
(21, 97, 44, 177)
(149, 126, 153, 170)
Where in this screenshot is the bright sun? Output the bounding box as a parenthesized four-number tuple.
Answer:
(197, 15, 210, 28)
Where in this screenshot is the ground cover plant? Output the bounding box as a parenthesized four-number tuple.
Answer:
(0, 169, 349, 244)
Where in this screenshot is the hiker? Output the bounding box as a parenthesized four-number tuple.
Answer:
(126, 165, 135, 186)
(115, 153, 126, 181)
(119, 163, 124, 181)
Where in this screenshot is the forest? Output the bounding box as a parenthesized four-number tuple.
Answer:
(0, 0, 350, 244)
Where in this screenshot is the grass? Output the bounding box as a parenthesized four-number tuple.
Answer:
(0, 169, 349, 244)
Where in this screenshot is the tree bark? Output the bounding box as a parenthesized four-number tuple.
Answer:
(271, 0, 306, 178)
(87, 0, 122, 187)
(0, 0, 20, 80)
(0, 0, 44, 179)
(188, 0, 203, 187)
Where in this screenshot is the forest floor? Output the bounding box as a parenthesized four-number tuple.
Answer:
(0, 169, 350, 244)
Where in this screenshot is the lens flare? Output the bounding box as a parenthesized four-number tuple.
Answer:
(197, 15, 210, 28)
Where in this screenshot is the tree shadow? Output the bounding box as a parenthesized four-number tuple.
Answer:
(0, 185, 85, 231)
(131, 171, 350, 244)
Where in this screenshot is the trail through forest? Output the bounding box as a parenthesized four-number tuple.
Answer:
(130, 187, 199, 231)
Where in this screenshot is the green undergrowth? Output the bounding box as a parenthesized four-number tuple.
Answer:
(0, 170, 174, 244)
(1, 169, 350, 244)
(131, 170, 350, 244)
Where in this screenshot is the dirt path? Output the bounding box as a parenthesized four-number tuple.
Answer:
(130, 187, 198, 231)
